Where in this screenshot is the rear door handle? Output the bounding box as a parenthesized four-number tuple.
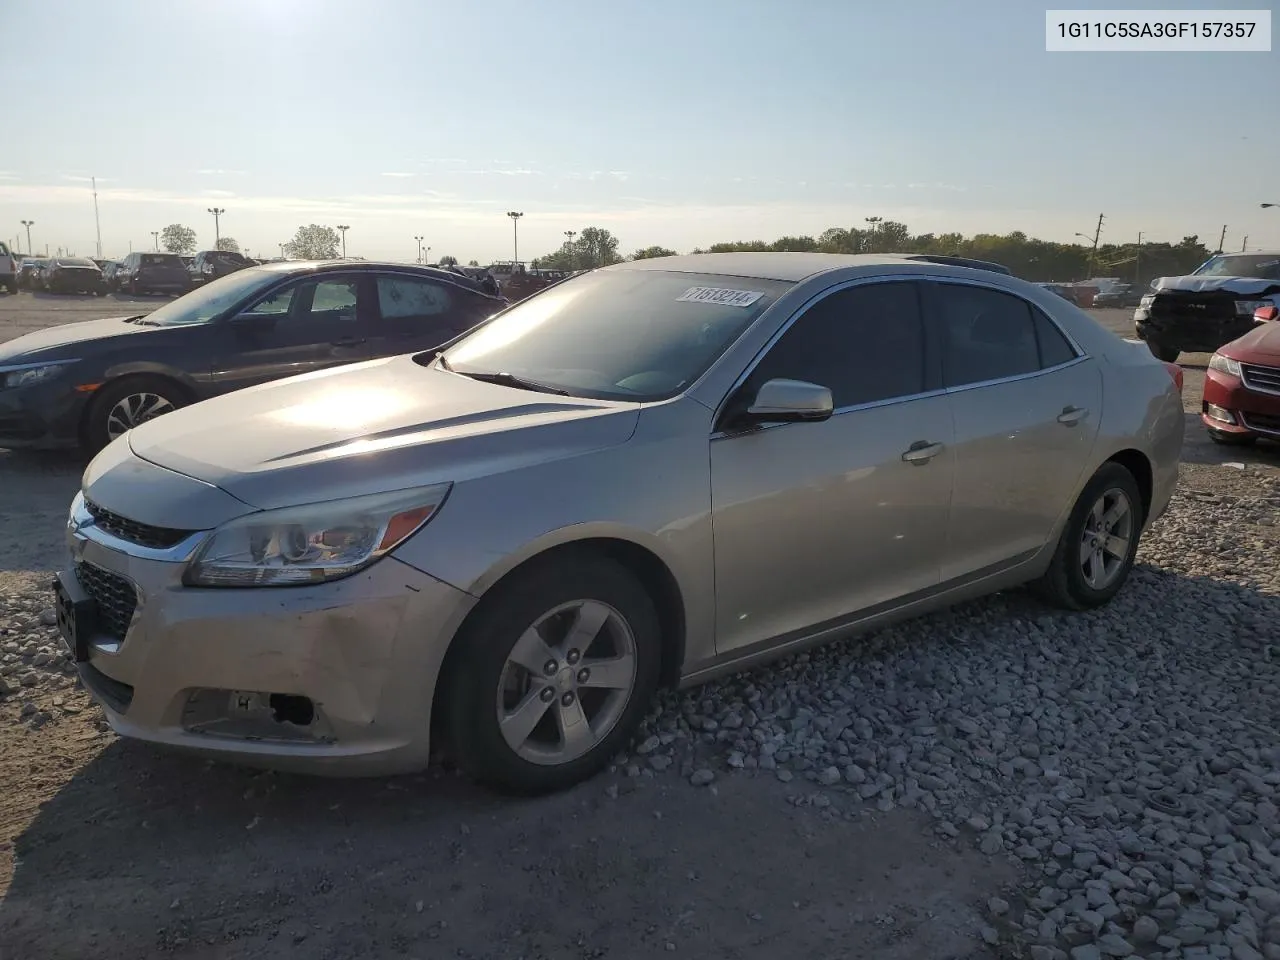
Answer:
(901, 440, 945, 464)
(331, 336, 366, 347)
(1057, 405, 1089, 426)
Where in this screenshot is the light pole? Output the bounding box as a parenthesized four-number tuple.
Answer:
(207, 207, 225, 245)
(507, 211, 523, 265)
(151, 230, 159, 251)
(414, 235, 424, 264)
(425, 245, 431, 265)
(1217, 224, 1228, 254)
(1242, 235, 1249, 252)
(1135, 231, 1143, 283)
(278, 242, 285, 260)
(20, 220, 34, 256)
(336, 224, 349, 258)
(864, 216, 882, 252)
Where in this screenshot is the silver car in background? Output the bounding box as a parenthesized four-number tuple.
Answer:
(56, 253, 1184, 794)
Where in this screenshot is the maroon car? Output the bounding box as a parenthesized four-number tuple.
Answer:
(1201, 304, 1280, 445)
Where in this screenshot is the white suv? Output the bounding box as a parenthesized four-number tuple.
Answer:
(0, 241, 16, 294)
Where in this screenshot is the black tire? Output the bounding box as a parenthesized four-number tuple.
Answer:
(1031, 461, 1145, 611)
(1208, 429, 1256, 447)
(82, 375, 189, 454)
(442, 553, 662, 795)
(1145, 339, 1179, 363)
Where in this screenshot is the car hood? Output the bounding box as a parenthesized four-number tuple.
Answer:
(0, 316, 151, 363)
(1221, 321, 1280, 362)
(1152, 275, 1280, 296)
(127, 354, 642, 510)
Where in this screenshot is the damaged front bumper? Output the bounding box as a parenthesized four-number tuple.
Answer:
(61, 492, 476, 777)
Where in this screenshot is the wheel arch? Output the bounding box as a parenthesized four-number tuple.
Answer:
(78, 365, 201, 445)
(430, 535, 689, 745)
(1102, 447, 1153, 521)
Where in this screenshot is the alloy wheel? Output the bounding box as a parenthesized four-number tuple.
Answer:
(1079, 487, 1134, 590)
(495, 599, 638, 766)
(106, 392, 175, 439)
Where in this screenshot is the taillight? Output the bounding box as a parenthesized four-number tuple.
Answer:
(1163, 361, 1184, 392)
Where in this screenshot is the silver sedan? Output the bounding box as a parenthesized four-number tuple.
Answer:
(55, 253, 1184, 794)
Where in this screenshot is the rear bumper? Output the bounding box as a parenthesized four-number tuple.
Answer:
(1201, 367, 1280, 438)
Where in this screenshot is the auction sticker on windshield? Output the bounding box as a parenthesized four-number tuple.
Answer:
(676, 286, 764, 307)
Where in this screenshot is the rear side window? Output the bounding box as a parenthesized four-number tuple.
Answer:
(377, 275, 452, 319)
(1033, 309, 1078, 367)
(933, 284, 1044, 388)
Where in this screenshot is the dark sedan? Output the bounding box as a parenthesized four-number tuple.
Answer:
(189, 249, 254, 286)
(0, 261, 508, 453)
(42, 257, 106, 295)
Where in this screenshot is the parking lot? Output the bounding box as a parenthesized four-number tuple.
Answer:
(1, 291, 1279, 960)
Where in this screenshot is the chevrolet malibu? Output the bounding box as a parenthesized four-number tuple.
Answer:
(56, 253, 1185, 795)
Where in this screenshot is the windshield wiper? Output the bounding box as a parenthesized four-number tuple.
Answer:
(122, 315, 161, 327)
(453, 369, 570, 396)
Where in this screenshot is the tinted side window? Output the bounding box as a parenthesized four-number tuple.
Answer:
(308, 279, 359, 316)
(377, 275, 452, 320)
(245, 283, 297, 317)
(748, 282, 926, 409)
(1033, 308, 1078, 367)
(934, 284, 1039, 388)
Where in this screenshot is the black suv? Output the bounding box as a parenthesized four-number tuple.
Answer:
(1135, 252, 1280, 361)
(0, 261, 508, 452)
(190, 249, 253, 286)
(115, 252, 193, 296)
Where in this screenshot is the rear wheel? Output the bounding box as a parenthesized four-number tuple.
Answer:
(442, 554, 662, 795)
(1031, 461, 1144, 611)
(1145, 339, 1179, 363)
(83, 375, 188, 453)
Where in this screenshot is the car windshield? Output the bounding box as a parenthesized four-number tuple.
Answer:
(1193, 254, 1280, 280)
(56, 258, 96, 268)
(141, 267, 279, 326)
(441, 269, 792, 401)
(141, 253, 182, 266)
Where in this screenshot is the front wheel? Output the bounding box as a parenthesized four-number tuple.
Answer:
(1031, 461, 1144, 611)
(83, 376, 188, 453)
(442, 554, 662, 795)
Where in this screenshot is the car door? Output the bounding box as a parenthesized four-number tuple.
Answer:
(709, 280, 955, 655)
(367, 272, 490, 357)
(209, 274, 374, 394)
(924, 280, 1102, 583)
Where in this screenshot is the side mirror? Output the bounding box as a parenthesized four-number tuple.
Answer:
(1254, 305, 1278, 324)
(743, 378, 834, 424)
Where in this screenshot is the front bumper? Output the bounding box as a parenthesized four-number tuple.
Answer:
(1202, 364, 1280, 439)
(0, 376, 90, 448)
(62, 493, 476, 776)
(1134, 308, 1256, 354)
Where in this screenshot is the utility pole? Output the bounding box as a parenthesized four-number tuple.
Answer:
(151, 230, 159, 251)
(1217, 224, 1227, 253)
(1241, 235, 1248, 252)
(507, 211, 523, 265)
(207, 207, 225, 245)
(1088, 212, 1104, 279)
(414, 235, 424, 264)
(1135, 231, 1143, 284)
(91, 176, 103, 259)
(336, 224, 349, 258)
(20, 220, 33, 256)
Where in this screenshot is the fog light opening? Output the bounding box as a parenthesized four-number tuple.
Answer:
(269, 694, 316, 727)
(1206, 403, 1237, 425)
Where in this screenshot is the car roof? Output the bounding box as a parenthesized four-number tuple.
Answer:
(605, 252, 1013, 282)
(251, 259, 505, 296)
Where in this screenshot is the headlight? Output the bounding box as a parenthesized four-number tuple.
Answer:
(1, 361, 78, 388)
(1138, 295, 1155, 308)
(1236, 300, 1273, 316)
(184, 483, 452, 587)
(1208, 353, 1241, 377)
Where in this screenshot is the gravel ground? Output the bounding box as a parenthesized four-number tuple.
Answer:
(2, 294, 1280, 959)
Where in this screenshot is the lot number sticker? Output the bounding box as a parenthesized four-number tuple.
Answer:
(676, 286, 764, 308)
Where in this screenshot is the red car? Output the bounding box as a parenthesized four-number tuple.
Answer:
(1202, 304, 1280, 445)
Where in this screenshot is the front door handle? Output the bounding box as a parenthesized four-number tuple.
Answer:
(902, 440, 945, 464)
(1057, 405, 1089, 426)
(331, 336, 366, 347)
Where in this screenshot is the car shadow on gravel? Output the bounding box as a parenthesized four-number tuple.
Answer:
(0, 449, 85, 574)
(1179, 412, 1280, 470)
(0, 738, 1006, 960)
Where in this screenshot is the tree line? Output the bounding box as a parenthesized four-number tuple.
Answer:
(533, 221, 1217, 285)
(155, 219, 1221, 285)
